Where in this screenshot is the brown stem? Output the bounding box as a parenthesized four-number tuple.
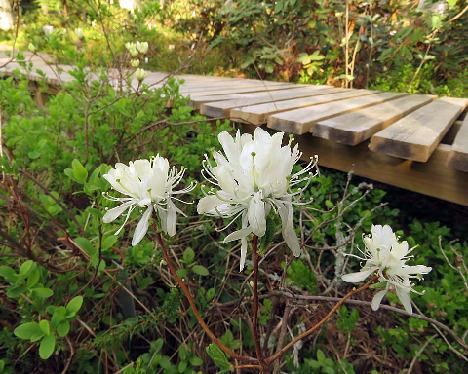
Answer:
(251, 235, 265, 370)
(154, 230, 256, 363)
(265, 280, 372, 365)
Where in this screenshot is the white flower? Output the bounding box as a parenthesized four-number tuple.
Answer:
(136, 41, 148, 55)
(342, 225, 432, 313)
(102, 157, 195, 245)
(74, 27, 84, 39)
(125, 42, 138, 57)
(135, 68, 146, 82)
(197, 128, 317, 271)
(130, 58, 140, 68)
(43, 25, 55, 36)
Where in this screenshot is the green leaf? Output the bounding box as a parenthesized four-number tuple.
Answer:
(0, 265, 17, 283)
(51, 306, 67, 326)
(178, 361, 187, 373)
(191, 265, 209, 276)
(19, 260, 34, 276)
(182, 247, 195, 264)
(39, 335, 56, 359)
(32, 287, 54, 299)
(206, 343, 231, 371)
(70, 159, 88, 184)
(56, 321, 70, 337)
(190, 356, 203, 366)
(39, 320, 50, 336)
(14, 322, 43, 341)
(150, 338, 164, 354)
(66, 296, 84, 316)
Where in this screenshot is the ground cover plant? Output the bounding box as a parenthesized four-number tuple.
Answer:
(0, 1, 467, 373)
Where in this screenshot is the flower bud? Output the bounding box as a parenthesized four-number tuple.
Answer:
(28, 43, 36, 53)
(130, 58, 140, 68)
(135, 68, 146, 82)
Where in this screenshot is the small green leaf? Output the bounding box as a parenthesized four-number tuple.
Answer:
(182, 247, 195, 264)
(191, 265, 209, 276)
(56, 321, 70, 337)
(178, 361, 187, 373)
(150, 338, 164, 354)
(39, 335, 56, 359)
(66, 296, 84, 316)
(51, 306, 67, 326)
(190, 356, 203, 366)
(32, 288, 54, 299)
(206, 343, 231, 371)
(39, 320, 50, 336)
(0, 265, 18, 283)
(14, 322, 43, 340)
(71, 159, 88, 184)
(19, 260, 34, 276)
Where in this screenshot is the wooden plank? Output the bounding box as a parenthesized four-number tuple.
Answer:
(229, 90, 376, 126)
(199, 86, 338, 117)
(251, 124, 468, 206)
(181, 82, 297, 96)
(448, 116, 468, 171)
(184, 83, 296, 94)
(369, 97, 468, 162)
(312, 94, 434, 145)
(267, 92, 403, 134)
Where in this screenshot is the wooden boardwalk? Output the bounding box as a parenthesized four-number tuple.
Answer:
(1, 54, 467, 205)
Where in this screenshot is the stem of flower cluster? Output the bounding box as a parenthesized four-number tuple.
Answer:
(251, 235, 267, 371)
(154, 228, 255, 363)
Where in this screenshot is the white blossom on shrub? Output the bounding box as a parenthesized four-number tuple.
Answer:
(135, 68, 146, 81)
(43, 25, 55, 36)
(342, 225, 432, 313)
(74, 27, 84, 39)
(102, 157, 195, 245)
(136, 41, 148, 55)
(125, 42, 138, 57)
(198, 128, 316, 271)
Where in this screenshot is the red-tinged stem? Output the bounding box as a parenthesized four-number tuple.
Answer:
(154, 229, 256, 363)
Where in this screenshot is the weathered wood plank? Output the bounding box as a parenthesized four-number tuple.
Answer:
(448, 116, 468, 171)
(199, 86, 337, 117)
(369, 97, 468, 162)
(230, 90, 376, 126)
(181, 83, 297, 96)
(267, 92, 403, 134)
(312, 94, 434, 145)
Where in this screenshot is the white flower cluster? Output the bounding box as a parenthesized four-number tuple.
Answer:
(102, 156, 194, 245)
(342, 225, 432, 313)
(125, 41, 148, 57)
(198, 128, 316, 271)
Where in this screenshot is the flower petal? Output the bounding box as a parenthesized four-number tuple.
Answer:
(239, 237, 248, 272)
(371, 289, 387, 311)
(132, 206, 153, 246)
(223, 227, 252, 243)
(341, 268, 375, 283)
(395, 286, 412, 314)
(166, 199, 177, 237)
(277, 202, 300, 256)
(197, 195, 224, 215)
(247, 193, 266, 237)
(102, 202, 133, 223)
